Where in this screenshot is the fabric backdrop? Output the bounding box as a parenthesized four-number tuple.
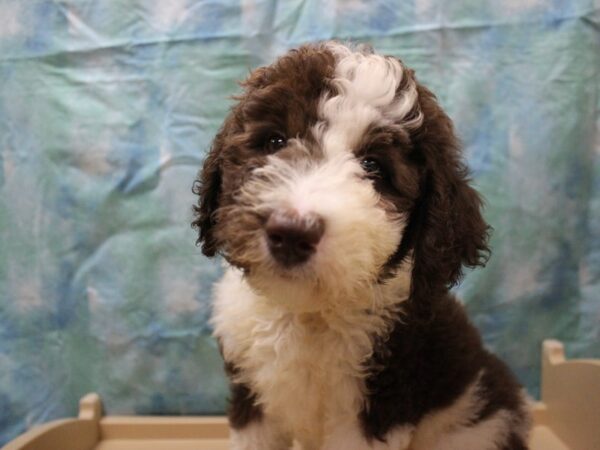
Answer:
(1, 0, 598, 445)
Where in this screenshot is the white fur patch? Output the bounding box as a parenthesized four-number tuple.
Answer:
(232, 146, 407, 310)
(410, 373, 485, 449)
(212, 267, 411, 449)
(315, 42, 423, 158)
(323, 420, 414, 450)
(409, 371, 525, 450)
(431, 410, 512, 450)
(230, 419, 292, 450)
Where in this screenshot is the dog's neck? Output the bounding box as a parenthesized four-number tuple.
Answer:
(244, 261, 413, 327)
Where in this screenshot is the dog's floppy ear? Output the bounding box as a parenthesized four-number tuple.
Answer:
(409, 85, 491, 297)
(192, 114, 237, 257)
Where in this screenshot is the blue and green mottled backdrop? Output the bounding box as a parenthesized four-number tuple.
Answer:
(1, 0, 599, 445)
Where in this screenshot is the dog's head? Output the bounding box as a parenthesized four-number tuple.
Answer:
(192, 42, 489, 310)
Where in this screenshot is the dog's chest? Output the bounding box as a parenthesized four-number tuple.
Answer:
(258, 315, 371, 440)
(213, 279, 379, 445)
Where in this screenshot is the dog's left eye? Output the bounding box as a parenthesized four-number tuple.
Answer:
(265, 133, 287, 152)
(361, 157, 383, 177)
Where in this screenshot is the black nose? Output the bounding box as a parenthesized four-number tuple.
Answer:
(265, 210, 325, 267)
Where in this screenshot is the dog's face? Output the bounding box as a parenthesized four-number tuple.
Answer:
(193, 42, 489, 310)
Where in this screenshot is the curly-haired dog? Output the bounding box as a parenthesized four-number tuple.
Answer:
(192, 42, 531, 450)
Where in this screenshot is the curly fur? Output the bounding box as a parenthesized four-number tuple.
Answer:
(192, 42, 530, 450)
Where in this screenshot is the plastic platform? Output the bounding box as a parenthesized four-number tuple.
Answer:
(3, 340, 599, 450)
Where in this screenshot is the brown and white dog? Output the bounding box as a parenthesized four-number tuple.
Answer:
(192, 42, 531, 450)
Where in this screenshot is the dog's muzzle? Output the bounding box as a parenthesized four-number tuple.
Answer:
(265, 209, 325, 268)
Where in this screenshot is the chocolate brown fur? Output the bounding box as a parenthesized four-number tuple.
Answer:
(193, 42, 530, 449)
(192, 45, 336, 264)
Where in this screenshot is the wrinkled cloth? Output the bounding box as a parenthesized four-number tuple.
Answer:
(0, 0, 599, 445)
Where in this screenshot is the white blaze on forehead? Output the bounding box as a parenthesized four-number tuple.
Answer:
(316, 42, 423, 157)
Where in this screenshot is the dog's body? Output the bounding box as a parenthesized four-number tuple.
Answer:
(193, 42, 531, 449)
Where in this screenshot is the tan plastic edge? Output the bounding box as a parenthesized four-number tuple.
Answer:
(539, 339, 600, 450)
(99, 416, 229, 440)
(1, 419, 98, 450)
(3, 339, 599, 449)
(79, 393, 102, 421)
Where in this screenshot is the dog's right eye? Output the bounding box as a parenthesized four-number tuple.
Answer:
(265, 133, 287, 152)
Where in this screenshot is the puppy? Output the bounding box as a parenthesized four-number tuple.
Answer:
(192, 42, 531, 450)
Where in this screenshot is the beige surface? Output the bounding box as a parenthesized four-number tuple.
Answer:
(529, 425, 570, 450)
(94, 439, 229, 450)
(3, 340, 599, 450)
(532, 340, 600, 450)
(1, 419, 98, 450)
